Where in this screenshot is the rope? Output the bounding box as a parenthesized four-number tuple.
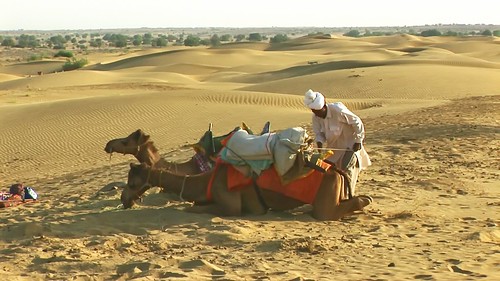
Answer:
(313, 147, 353, 152)
(180, 175, 188, 202)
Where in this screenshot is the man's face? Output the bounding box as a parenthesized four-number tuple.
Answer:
(312, 106, 327, 118)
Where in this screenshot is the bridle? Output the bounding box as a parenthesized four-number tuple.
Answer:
(126, 167, 190, 207)
(133, 139, 152, 158)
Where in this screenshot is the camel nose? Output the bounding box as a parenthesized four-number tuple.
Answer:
(104, 143, 113, 153)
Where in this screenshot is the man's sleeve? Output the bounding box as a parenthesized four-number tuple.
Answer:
(311, 115, 326, 144)
(337, 103, 365, 142)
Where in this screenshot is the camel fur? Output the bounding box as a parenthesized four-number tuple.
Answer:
(122, 162, 373, 221)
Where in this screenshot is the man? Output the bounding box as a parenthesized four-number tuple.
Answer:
(304, 89, 371, 196)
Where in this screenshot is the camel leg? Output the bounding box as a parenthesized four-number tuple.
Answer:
(192, 166, 243, 217)
(240, 187, 267, 215)
(312, 172, 372, 221)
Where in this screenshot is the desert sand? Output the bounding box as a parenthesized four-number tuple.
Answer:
(0, 34, 499, 280)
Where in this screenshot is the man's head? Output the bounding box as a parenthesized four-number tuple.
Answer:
(10, 183, 25, 197)
(304, 89, 327, 118)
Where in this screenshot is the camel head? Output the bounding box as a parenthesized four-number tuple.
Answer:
(104, 129, 151, 155)
(120, 184, 138, 209)
(121, 162, 152, 209)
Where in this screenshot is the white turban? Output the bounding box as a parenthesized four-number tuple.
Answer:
(304, 89, 325, 110)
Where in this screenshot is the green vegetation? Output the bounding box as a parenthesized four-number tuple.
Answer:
(1, 37, 15, 47)
(343, 30, 361, 37)
(220, 34, 232, 41)
(184, 35, 201, 46)
(481, 29, 492, 36)
(152, 37, 168, 47)
(54, 50, 74, 58)
(28, 54, 43, 61)
(235, 34, 245, 42)
(0, 25, 498, 55)
(210, 34, 221, 46)
(62, 57, 88, 71)
(248, 33, 262, 41)
(420, 29, 442, 37)
(17, 34, 39, 48)
(270, 34, 289, 43)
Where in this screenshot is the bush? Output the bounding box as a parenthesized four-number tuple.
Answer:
(420, 29, 442, 37)
(1, 37, 15, 47)
(184, 35, 201, 46)
(210, 34, 221, 46)
(28, 54, 43, 61)
(54, 50, 74, 58)
(270, 34, 289, 43)
(248, 33, 262, 41)
(344, 30, 361, 37)
(481, 29, 492, 36)
(62, 57, 88, 71)
(494, 30, 500, 37)
(235, 34, 245, 42)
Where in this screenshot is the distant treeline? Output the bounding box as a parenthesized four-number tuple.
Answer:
(1, 27, 498, 50)
(343, 28, 499, 38)
(0, 32, 280, 49)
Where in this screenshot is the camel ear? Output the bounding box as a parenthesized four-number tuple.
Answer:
(132, 130, 142, 140)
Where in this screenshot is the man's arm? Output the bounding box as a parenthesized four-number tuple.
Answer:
(311, 116, 326, 146)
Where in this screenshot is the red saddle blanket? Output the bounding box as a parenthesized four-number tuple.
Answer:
(207, 160, 326, 204)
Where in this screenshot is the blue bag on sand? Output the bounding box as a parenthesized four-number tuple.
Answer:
(24, 187, 38, 200)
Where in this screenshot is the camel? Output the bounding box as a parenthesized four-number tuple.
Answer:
(121, 160, 373, 221)
(104, 123, 258, 175)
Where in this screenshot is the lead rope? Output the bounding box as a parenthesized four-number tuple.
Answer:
(179, 175, 188, 202)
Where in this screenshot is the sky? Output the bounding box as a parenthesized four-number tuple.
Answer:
(2, 0, 499, 31)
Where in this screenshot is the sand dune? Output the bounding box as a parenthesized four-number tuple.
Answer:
(0, 34, 499, 280)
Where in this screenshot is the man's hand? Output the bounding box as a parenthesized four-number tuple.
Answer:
(352, 142, 362, 151)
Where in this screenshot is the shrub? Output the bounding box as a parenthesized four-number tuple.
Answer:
(1, 37, 15, 47)
(62, 57, 88, 71)
(481, 29, 492, 36)
(248, 33, 262, 41)
(344, 30, 361, 37)
(184, 35, 201, 46)
(270, 34, 289, 43)
(210, 34, 221, 46)
(220, 34, 232, 41)
(54, 50, 74, 58)
(420, 29, 442, 37)
(235, 34, 245, 42)
(28, 54, 43, 61)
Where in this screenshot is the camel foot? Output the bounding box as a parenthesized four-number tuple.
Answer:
(356, 195, 373, 209)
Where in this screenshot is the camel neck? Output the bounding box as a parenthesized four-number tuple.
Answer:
(147, 169, 211, 203)
(136, 142, 162, 167)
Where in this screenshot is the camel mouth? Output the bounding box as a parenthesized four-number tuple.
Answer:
(120, 187, 139, 209)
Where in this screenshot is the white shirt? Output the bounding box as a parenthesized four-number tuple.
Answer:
(311, 102, 371, 170)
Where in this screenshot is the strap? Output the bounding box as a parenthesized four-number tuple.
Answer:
(251, 173, 269, 212)
(224, 145, 269, 212)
